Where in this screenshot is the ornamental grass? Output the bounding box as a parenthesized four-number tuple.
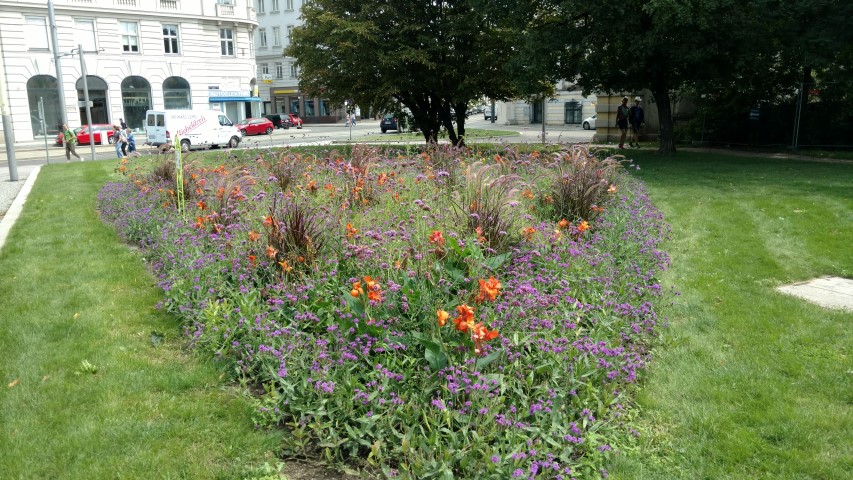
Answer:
(98, 143, 670, 479)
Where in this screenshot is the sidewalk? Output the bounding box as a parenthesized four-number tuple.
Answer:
(0, 163, 41, 250)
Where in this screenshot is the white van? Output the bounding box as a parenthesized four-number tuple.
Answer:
(145, 109, 242, 151)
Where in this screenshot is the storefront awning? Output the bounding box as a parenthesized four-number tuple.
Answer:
(208, 97, 262, 102)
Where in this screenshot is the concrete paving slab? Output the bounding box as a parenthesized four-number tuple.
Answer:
(777, 276, 853, 311)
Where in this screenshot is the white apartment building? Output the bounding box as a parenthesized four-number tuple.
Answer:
(496, 80, 597, 127)
(0, 0, 259, 142)
(254, 0, 344, 123)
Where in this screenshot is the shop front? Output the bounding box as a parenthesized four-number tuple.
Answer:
(208, 89, 261, 122)
(270, 88, 343, 123)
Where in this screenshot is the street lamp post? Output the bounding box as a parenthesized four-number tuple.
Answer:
(77, 44, 96, 161)
(48, 0, 67, 129)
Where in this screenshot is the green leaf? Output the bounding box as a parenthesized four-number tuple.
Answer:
(482, 252, 511, 271)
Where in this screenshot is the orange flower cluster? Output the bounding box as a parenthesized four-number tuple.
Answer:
(476, 276, 502, 303)
(577, 220, 590, 233)
(265, 245, 278, 258)
(557, 219, 570, 230)
(437, 304, 500, 356)
(351, 276, 383, 302)
(346, 223, 358, 238)
(522, 226, 536, 241)
(522, 189, 534, 200)
(608, 184, 618, 194)
(428, 230, 445, 246)
(475, 226, 487, 244)
(248, 230, 261, 242)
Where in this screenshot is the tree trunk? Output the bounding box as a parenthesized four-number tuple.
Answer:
(454, 102, 467, 148)
(650, 86, 676, 154)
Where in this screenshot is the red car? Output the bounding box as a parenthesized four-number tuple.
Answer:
(235, 117, 275, 136)
(285, 113, 303, 129)
(75, 124, 116, 145)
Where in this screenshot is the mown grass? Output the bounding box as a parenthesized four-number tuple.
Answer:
(0, 161, 282, 479)
(608, 152, 853, 479)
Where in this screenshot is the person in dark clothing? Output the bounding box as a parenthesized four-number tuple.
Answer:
(615, 96, 630, 149)
(629, 97, 645, 148)
(119, 118, 128, 130)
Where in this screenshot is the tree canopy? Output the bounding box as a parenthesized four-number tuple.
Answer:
(287, 0, 523, 146)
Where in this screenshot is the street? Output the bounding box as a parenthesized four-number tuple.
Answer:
(1, 117, 595, 167)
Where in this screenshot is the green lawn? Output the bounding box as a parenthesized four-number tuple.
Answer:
(0, 162, 282, 479)
(610, 152, 853, 479)
(2, 150, 850, 479)
(352, 127, 519, 142)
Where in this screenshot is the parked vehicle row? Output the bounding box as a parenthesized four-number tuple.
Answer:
(262, 113, 303, 129)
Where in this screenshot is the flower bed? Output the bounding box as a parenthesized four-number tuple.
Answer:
(99, 144, 670, 479)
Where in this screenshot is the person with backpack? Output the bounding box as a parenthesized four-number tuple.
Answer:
(61, 123, 82, 161)
(629, 96, 645, 148)
(615, 96, 630, 149)
(125, 128, 141, 157)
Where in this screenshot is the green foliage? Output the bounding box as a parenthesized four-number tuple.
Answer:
(287, 0, 521, 146)
(264, 196, 328, 270)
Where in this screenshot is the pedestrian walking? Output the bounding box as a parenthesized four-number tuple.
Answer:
(629, 97, 645, 148)
(61, 123, 82, 161)
(119, 118, 128, 130)
(350, 113, 357, 127)
(113, 125, 125, 159)
(125, 128, 141, 157)
(119, 127, 129, 157)
(615, 96, 630, 149)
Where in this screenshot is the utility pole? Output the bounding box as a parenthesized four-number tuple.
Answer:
(0, 39, 18, 181)
(48, 0, 68, 128)
(78, 44, 96, 161)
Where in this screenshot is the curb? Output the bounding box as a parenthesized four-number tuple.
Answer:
(0, 165, 41, 252)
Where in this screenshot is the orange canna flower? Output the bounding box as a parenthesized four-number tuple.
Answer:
(196, 200, 207, 210)
(307, 180, 318, 193)
(476, 276, 502, 303)
(263, 215, 274, 227)
(522, 226, 536, 241)
(475, 226, 487, 244)
(522, 189, 534, 200)
(350, 281, 363, 298)
(248, 230, 261, 242)
(378, 172, 388, 186)
(608, 184, 617, 194)
(557, 219, 570, 230)
(265, 245, 278, 258)
(194, 216, 205, 229)
(577, 220, 590, 233)
(278, 260, 293, 273)
(428, 230, 445, 246)
(453, 304, 475, 333)
(346, 223, 358, 238)
(368, 289, 383, 302)
(437, 309, 449, 327)
(247, 255, 257, 267)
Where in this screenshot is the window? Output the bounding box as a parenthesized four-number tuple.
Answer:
(272, 27, 281, 47)
(564, 100, 582, 124)
(162, 24, 179, 54)
(74, 19, 97, 53)
(271, 0, 280, 11)
(286, 25, 293, 45)
(257, 0, 265, 13)
(219, 28, 234, 56)
(286, 0, 294, 10)
(25, 17, 50, 51)
(261, 63, 269, 75)
(290, 63, 297, 78)
(259, 28, 267, 48)
(120, 21, 139, 52)
(275, 62, 283, 79)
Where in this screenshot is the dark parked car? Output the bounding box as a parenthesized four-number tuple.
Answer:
(235, 118, 275, 136)
(262, 114, 290, 129)
(380, 114, 399, 133)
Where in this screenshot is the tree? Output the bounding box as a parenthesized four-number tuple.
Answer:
(509, 0, 759, 154)
(287, 0, 520, 146)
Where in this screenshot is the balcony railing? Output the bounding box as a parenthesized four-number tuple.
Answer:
(159, 0, 179, 10)
(216, 3, 235, 17)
